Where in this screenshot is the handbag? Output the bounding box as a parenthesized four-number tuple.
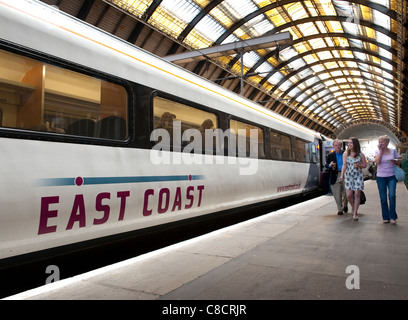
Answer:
(360, 191, 366, 205)
(393, 149, 405, 182)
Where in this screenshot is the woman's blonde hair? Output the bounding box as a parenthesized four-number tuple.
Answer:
(378, 135, 390, 143)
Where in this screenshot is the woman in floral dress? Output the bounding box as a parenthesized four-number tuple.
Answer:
(340, 137, 367, 221)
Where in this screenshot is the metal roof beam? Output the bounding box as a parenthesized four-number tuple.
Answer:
(214, 1, 397, 45)
(164, 32, 292, 64)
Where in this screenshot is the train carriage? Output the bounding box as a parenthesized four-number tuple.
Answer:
(0, 0, 323, 263)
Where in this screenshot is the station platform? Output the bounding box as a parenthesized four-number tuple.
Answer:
(4, 180, 408, 300)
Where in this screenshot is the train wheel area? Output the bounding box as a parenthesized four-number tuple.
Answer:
(4, 180, 408, 301)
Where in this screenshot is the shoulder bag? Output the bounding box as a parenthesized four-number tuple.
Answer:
(393, 149, 405, 182)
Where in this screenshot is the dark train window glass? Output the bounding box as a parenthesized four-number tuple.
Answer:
(270, 130, 292, 161)
(0, 48, 128, 140)
(294, 138, 309, 162)
(153, 96, 219, 152)
(229, 119, 264, 158)
(310, 143, 317, 163)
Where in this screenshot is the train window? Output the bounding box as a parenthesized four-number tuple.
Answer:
(270, 130, 292, 161)
(0, 49, 128, 140)
(294, 138, 309, 162)
(310, 143, 317, 163)
(153, 96, 219, 152)
(229, 119, 264, 158)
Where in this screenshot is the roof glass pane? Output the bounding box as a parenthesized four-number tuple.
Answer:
(221, 0, 258, 20)
(110, 0, 153, 18)
(243, 51, 261, 69)
(184, 30, 213, 48)
(326, 21, 344, 33)
(255, 62, 273, 76)
(250, 18, 274, 36)
(360, 5, 373, 21)
(342, 22, 359, 36)
(161, 0, 200, 23)
(268, 72, 284, 86)
(317, 51, 333, 60)
(222, 33, 239, 45)
(149, 6, 186, 37)
(265, 8, 287, 27)
(372, 9, 391, 30)
(193, 15, 226, 44)
(284, 2, 308, 20)
(279, 47, 298, 62)
(288, 58, 307, 70)
(293, 42, 309, 54)
(378, 47, 392, 60)
(370, 0, 390, 7)
(280, 80, 295, 92)
(376, 32, 392, 46)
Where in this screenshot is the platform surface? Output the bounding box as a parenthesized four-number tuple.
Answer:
(4, 180, 408, 300)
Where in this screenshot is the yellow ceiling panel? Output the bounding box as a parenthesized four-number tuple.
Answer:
(359, 5, 373, 21)
(299, 22, 319, 36)
(265, 8, 286, 27)
(325, 21, 343, 33)
(149, 7, 186, 38)
(209, 7, 234, 28)
(110, 0, 152, 18)
(303, 53, 319, 64)
(339, 50, 354, 58)
(253, 0, 276, 9)
(184, 30, 213, 49)
(308, 37, 327, 49)
(194, 0, 212, 8)
(315, 0, 337, 16)
(293, 42, 310, 54)
(284, 2, 307, 20)
(317, 51, 333, 60)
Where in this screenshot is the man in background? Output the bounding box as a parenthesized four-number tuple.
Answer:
(326, 139, 348, 215)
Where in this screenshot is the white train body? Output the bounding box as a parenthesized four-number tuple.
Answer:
(0, 0, 322, 261)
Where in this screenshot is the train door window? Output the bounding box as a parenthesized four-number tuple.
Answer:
(270, 130, 292, 161)
(152, 96, 219, 153)
(310, 143, 317, 163)
(229, 119, 264, 158)
(0, 48, 128, 140)
(294, 138, 308, 162)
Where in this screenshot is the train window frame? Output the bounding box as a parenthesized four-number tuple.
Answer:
(269, 128, 292, 161)
(150, 91, 221, 155)
(228, 117, 266, 159)
(294, 137, 310, 163)
(0, 43, 132, 146)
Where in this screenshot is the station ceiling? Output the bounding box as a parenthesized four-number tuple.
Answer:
(39, 0, 408, 144)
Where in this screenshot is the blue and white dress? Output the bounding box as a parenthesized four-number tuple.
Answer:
(344, 154, 364, 191)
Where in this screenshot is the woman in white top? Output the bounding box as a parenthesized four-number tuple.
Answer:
(374, 135, 401, 224)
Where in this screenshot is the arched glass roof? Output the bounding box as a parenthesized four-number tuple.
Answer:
(106, 0, 406, 136)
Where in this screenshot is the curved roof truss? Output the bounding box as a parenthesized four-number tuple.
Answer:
(104, 0, 407, 137)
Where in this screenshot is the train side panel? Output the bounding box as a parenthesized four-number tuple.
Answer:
(0, 138, 312, 259)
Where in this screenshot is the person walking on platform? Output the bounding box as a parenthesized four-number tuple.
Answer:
(326, 139, 348, 215)
(340, 137, 367, 221)
(374, 135, 400, 224)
